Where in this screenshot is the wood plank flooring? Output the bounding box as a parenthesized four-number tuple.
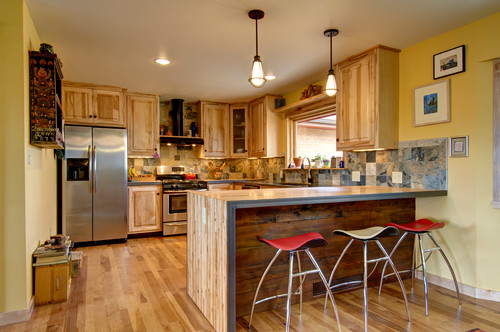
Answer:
(2, 236, 499, 331)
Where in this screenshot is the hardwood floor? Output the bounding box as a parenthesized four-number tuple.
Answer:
(2, 236, 499, 331)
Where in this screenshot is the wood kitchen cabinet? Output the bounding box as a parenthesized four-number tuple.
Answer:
(127, 92, 159, 157)
(62, 82, 126, 128)
(197, 101, 230, 158)
(34, 262, 69, 305)
(127, 185, 162, 234)
(249, 95, 285, 157)
(229, 104, 249, 157)
(335, 45, 400, 150)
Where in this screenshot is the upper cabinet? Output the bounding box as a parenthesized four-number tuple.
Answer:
(229, 104, 248, 157)
(28, 51, 64, 148)
(127, 92, 160, 157)
(249, 95, 285, 158)
(335, 45, 400, 151)
(197, 101, 229, 158)
(62, 82, 126, 128)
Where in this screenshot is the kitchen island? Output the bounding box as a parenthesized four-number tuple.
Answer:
(186, 186, 446, 332)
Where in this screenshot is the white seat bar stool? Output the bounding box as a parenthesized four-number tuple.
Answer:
(324, 226, 411, 332)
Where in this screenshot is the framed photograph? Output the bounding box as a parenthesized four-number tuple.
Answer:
(433, 45, 465, 79)
(413, 79, 450, 127)
(449, 136, 469, 157)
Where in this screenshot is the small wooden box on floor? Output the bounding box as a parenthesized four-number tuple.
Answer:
(34, 262, 69, 305)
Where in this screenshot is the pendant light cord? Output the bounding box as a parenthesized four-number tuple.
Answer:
(255, 18, 259, 56)
(329, 33, 333, 70)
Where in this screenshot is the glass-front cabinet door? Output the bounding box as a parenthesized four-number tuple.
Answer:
(230, 104, 248, 157)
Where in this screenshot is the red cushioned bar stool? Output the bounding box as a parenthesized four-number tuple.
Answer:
(249, 232, 341, 332)
(378, 219, 462, 315)
(325, 226, 411, 332)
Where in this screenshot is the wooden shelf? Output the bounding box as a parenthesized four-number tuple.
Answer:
(273, 93, 336, 120)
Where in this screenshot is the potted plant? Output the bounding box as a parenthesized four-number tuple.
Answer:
(312, 154, 324, 168)
(293, 156, 304, 168)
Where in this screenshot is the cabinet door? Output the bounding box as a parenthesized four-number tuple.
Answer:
(201, 103, 229, 158)
(128, 186, 162, 233)
(52, 263, 69, 303)
(93, 89, 126, 127)
(127, 93, 159, 157)
(230, 104, 248, 157)
(249, 99, 266, 157)
(336, 52, 376, 150)
(62, 86, 94, 124)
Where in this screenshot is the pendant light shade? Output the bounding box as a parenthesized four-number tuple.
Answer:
(324, 29, 339, 97)
(249, 10, 266, 88)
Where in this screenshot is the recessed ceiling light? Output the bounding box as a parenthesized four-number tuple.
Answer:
(154, 58, 170, 65)
(265, 75, 276, 80)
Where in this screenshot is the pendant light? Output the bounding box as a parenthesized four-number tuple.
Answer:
(324, 29, 339, 97)
(248, 9, 266, 88)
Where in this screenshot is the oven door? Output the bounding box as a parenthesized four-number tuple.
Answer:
(163, 191, 187, 222)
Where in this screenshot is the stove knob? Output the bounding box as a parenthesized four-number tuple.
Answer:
(173, 184, 179, 189)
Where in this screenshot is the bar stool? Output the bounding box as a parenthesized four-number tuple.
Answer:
(378, 219, 462, 315)
(249, 232, 341, 331)
(325, 226, 410, 332)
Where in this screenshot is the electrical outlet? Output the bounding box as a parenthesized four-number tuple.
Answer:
(392, 171, 403, 184)
(352, 171, 361, 182)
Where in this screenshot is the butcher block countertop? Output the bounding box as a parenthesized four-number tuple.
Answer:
(191, 185, 446, 206)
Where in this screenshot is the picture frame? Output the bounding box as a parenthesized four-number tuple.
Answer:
(433, 45, 465, 79)
(413, 79, 450, 127)
(449, 136, 469, 157)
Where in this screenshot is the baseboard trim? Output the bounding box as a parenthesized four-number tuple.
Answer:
(0, 296, 34, 327)
(415, 271, 500, 302)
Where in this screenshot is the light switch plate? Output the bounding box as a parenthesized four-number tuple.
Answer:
(392, 171, 403, 184)
(352, 171, 361, 182)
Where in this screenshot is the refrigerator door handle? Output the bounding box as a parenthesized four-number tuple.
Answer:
(93, 145, 97, 194)
(88, 145, 92, 194)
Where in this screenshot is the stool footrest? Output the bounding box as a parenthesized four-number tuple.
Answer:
(293, 269, 320, 278)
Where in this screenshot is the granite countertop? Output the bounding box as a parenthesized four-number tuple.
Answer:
(127, 181, 162, 186)
(189, 186, 447, 206)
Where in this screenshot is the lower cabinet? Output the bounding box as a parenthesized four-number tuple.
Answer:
(128, 185, 162, 233)
(34, 262, 69, 305)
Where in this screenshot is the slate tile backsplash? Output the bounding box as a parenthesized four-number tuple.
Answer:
(346, 137, 448, 189)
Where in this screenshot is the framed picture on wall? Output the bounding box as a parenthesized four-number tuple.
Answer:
(433, 45, 465, 79)
(449, 136, 469, 157)
(413, 79, 450, 127)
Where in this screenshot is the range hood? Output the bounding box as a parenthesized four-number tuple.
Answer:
(160, 135, 204, 146)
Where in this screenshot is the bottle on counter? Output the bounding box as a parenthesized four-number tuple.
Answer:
(191, 122, 197, 137)
(339, 158, 344, 168)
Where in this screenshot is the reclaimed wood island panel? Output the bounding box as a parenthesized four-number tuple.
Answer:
(187, 186, 447, 332)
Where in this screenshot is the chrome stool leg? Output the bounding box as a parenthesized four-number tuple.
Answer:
(375, 240, 411, 322)
(427, 232, 462, 306)
(296, 251, 303, 315)
(285, 251, 294, 332)
(363, 242, 369, 332)
(324, 239, 354, 309)
(378, 232, 409, 295)
(249, 249, 282, 328)
(305, 250, 341, 331)
(418, 233, 429, 316)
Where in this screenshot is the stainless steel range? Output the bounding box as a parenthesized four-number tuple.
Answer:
(156, 166, 207, 236)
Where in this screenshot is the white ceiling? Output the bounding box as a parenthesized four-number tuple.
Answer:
(26, 0, 500, 103)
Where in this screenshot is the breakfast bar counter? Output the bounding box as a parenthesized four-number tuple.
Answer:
(186, 186, 446, 332)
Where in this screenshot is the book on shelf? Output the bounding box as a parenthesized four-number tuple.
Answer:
(35, 253, 69, 264)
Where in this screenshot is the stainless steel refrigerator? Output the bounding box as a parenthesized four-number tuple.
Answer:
(63, 125, 127, 243)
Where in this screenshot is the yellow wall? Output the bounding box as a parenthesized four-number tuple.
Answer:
(401, 12, 500, 291)
(0, 0, 57, 314)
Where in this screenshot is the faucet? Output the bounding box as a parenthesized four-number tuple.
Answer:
(304, 158, 312, 184)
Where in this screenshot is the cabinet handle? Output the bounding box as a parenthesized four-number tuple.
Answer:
(157, 192, 160, 196)
(56, 277, 59, 290)
(89, 115, 92, 118)
(262, 148, 264, 151)
(205, 149, 207, 152)
(336, 138, 339, 142)
(93, 115, 97, 118)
